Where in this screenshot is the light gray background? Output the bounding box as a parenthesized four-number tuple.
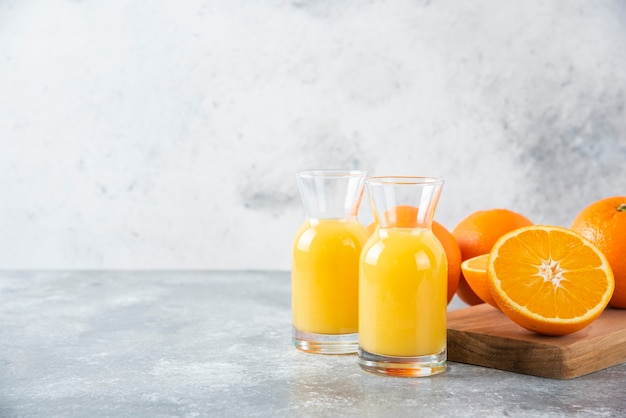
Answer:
(1, 0, 625, 270)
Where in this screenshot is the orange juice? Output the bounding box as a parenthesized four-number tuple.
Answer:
(359, 227, 447, 356)
(292, 219, 369, 334)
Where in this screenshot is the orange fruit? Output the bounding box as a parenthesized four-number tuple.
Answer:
(460, 254, 498, 308)
(453, 208, 534, 260)
(487, 225, 614, 336)
(571, 196, 626, 309)
(432, 221, 461, 304)
(384, 204, 419, 228)
(365, 205, 461, 304)
(455, 273, 485, 306)
(452, 209, 533, 305)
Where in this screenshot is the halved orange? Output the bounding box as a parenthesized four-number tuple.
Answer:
(487, 225, 615, 336)
(460, 254, 498, 308)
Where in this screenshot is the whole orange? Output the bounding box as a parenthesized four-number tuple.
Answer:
(365, 212, 461, 304)
(432, 221, 461, 304)
(571, 196, 626, 309)
(452, 208, 533, 305)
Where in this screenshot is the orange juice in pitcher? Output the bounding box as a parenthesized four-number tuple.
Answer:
(292, 219, 368, 334)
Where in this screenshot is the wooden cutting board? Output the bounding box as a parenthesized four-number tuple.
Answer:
(447, 304, 626, 379)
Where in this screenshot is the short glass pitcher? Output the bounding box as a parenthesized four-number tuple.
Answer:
(292, 169, 368, 354)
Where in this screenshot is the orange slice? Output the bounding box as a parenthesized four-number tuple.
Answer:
(487, 225, 615, 336)
(460, 254, 498, 308)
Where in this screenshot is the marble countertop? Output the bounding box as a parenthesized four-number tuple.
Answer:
(1, 270, 625, 417)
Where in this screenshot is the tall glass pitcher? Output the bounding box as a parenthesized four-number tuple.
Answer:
(292, 169, 368, 354)
(359, 176, 447, 376)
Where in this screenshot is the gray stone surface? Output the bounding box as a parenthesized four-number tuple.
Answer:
(0, 270, 625, 417)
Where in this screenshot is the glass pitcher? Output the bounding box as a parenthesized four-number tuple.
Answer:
(358, 176, 447, 376)
(292, 169, 368, 354)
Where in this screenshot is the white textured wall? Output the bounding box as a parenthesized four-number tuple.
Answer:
(1, 0, 625, 270)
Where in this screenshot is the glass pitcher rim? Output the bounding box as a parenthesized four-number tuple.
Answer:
(297, 169, 368, 178)
(366, 176, 444, 185)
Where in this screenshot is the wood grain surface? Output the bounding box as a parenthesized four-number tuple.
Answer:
(447, 304, 626, 379)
